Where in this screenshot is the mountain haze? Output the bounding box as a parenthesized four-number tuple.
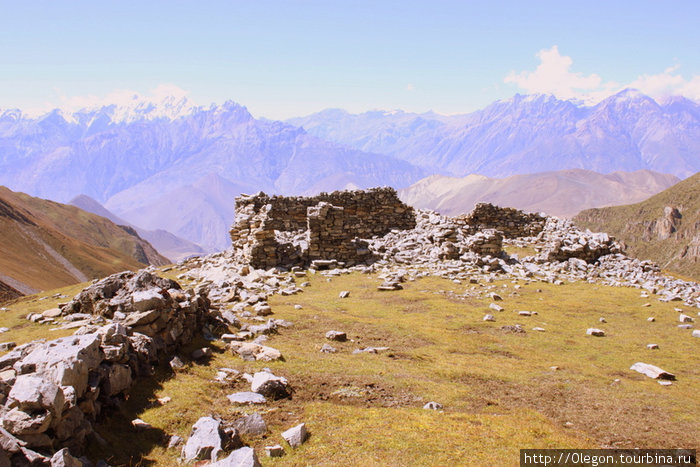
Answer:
(399, 169, 680, 217)
(289, 90, 700, 179)
(69, 194, 206, 261)
(0, 99, 425, 249)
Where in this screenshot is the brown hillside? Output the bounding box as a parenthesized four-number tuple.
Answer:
(0, 186, 170, 297)
(399, 169, 679, 218)
(574, 172, 700, 280)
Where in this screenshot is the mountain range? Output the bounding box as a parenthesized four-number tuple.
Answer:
(399, 169, 680, 217)
(0, 186, 168, 295)
(289, 90, 700, 179)
(0, 88, 697, 251)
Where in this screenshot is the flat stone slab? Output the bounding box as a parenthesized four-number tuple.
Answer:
(630, 362, 676, 380)
(227, 392, 267, 405)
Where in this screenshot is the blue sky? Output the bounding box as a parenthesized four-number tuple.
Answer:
(1, 0, 699, 119)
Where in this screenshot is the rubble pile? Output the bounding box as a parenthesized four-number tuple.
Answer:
(0, 270, 210, 464)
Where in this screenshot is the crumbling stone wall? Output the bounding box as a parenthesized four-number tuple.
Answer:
(459, 203, 545, 238)
(0, 270, 209, 459)
(230, 188, 415, 268)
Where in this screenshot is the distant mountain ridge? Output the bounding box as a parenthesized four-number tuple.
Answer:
(2, 88, 698, 251)
(399, 169, 680, 218)
(0, 186, 169, 296)
(69, 194, 206, 261)
(289, 89, 700, 179)
(0, 101, 425, 249)
(574, 172, 700, 280)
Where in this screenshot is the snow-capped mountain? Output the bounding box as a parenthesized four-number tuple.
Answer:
(288, 89, 700, 179)
(0, 101, 425, 250)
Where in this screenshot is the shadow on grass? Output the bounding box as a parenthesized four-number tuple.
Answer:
(86, 336, 219, 466)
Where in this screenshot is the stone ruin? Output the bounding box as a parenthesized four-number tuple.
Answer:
(457, 203, 546, 238)
(229, 188, 552, 269)
(0, 270, 210, 464)
(229, 187, 416, 269)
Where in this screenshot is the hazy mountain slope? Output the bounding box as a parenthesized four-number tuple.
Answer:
(69, 194, 206, 261)
(399, 169, 680, 217)
(289, 90, 700, 179)
(0, 101, 425, 205)
(0, 100, 424, 250)
(574, 172, 700, 279)
(0, 186, 168, 293)
(112, 173, 247, 251)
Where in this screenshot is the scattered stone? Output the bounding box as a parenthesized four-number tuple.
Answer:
(352, 346, 390, 354)
(532, 327, 545, 332)
(483, 314, 495, 322)
(0, 342, 16, 352)
(170, 356, 185, 370)
(500, 325, 525, 334)
(265, 444, 285, 457)
(646, 344, 659, 350)
(230, 342, 283, 362)
(41, 308, 62, 318)
(281, 423, 308, 448)
(679, 314, 694, 323)
(131, 418, 152, 430)
(320, 344, 337, 353)
(227, 392, 267, 405)
(233, 413, 267, 436)
(692, 330, 700, 338)
(518, 311, 532, 316)
(647, 317, 655, 322)
(191, 347, 213, 360)
(325, 330, 347, 341)
(599, 317, 606, 323)
(294, 305, 303, 310)
(641, 303, 651, 307)
(658, 380, 673, 386)
(251, 371, 290, 399)
(377, 281, 403, 291)
(586, 328, 605, 337)
(211, 446, 261, 467)
(678, 324, 693, 330)
(630, 362, 676, 380)
(181, 416, 224, 463)
(489, 303, 504, 312)
(423, 401, 443, 410)
(338, 291, 350, 298)
(489, 293, 503, 301)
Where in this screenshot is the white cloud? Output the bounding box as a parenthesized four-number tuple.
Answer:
(505, 46, 700, 103)
(406, 83, 415, 92)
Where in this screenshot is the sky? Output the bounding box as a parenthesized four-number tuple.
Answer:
(1, 0, 699, 119)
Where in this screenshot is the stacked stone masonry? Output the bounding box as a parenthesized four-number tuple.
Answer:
(230, 188, 416, 269)
(457, 203, 546, 238)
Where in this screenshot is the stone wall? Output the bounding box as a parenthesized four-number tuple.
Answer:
(458, 203, 545, 238)
(230, 188, 415, 269)
(0, 270, 210, 460)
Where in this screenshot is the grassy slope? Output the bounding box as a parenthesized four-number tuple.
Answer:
(0, 187, 168, 294)
(2, 269, 698, 466)
(574, 172, 700, 280)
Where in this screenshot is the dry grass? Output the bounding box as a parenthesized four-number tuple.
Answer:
(1, 269, 698, 466)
